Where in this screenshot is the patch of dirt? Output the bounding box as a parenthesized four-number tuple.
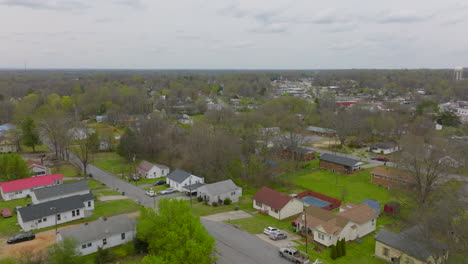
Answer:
(310, 138, 339, 148)
(0, 230, 55, 259)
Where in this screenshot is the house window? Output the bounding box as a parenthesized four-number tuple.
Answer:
(103, 238, 107, 245)
(88, 201, 91, 207)
(38, 219, 42, 223)
(272, 208, 279, 213)
(372, 219, 376, 225)
(231, 191, 236, 196)
(72, 210, 75, 217)
(383, 247, 389, 257)
(87, 243, 92, 247)
(121, 233, 126, 240)
(77, 210, 80, 216)
(255, 201, 262, 207)
(82, 244, 86, 249)
(43, 218, 47, 222)
(317, 232, 325, 240)
(57, 214, 61, 221)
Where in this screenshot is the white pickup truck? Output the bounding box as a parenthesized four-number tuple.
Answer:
(279, 248, 310, 264)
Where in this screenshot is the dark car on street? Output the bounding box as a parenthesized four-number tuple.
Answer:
(153, 180, 166, 186)
(7, 233, 35, 244)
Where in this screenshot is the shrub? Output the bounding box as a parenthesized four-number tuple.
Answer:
(330, 245, 337, 260)
(224, 198, 232, 205)
(212, 202, 219, 207)
(336, 239, 343, 257)
(341, 238, 346, 256)
(197, 196, 203, 202)
(95, 247, 113, 264)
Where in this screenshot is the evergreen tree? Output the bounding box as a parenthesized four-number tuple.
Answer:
(21, 116, 40, 152)
(117, 128, 137, 161)
(341, 238, 346, 256)
(330, 245, 337, 260)
(336, 239, 343, 257)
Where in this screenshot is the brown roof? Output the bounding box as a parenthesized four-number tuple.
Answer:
(371, 167, 411, 182)
(137, 160, 155, 173)
(252, 187, 293, 211)
(296, 205, 349, 235)
(337, 203, 378, 224)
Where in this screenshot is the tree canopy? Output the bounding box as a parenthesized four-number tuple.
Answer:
(0, 154, 30, 181)
(137, 199, 216, 264)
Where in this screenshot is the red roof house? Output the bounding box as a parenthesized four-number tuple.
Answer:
(252, 187, 303, 220)
(0, 174, 63, 201)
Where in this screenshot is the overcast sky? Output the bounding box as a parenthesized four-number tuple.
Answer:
(0, 0, 467, 69)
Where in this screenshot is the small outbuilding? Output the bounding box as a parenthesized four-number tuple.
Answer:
(384, 202, 400, 216)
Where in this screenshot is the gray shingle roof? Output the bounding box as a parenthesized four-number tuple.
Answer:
(184, 182, 205, 191)
(18, 193, 94, 222)
(375, 227, 434, 261)
(198, 180, 240, 196)
(319, 153, 360, 167)
(58, 214, 136, 244)
(167, 169, 192, 183)
(33, 181, 90, 201)
(371, 141, 397, 149)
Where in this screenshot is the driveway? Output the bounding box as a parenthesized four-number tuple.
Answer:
(201, 210, 253, 222)
(256, 231, 301, 249)
(202, 220, 290, 264)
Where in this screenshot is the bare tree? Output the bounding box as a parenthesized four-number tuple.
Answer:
(71, 124, 98, 177)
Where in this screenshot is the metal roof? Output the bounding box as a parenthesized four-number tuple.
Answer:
(319, 153, 360, 167)
(18, 193, 94, 222)
(167, 169, 193, 183)
(33, 180, 90, 201)
(58, 214, 136, 244)
(197, 180, 240, 196)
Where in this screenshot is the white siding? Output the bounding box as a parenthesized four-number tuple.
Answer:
(145, 167, 170, 179)
(253, 198, 303, 220)
(1, 188, 34, 201)
(76, 230, 136, 256)
(170, 175, 204, 192)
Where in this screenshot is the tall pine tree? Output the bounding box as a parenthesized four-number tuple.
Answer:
(21, 117, 40, 152)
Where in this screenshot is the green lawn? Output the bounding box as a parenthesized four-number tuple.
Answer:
(77, 242, 140, 264)
(51, 163, 81, 177)
(93, 152, 134, 174)
(19, 144, 50, 153)
(0, 198, 32, 236)
(282, 167, 392, 205)
(192, 194, 254, 217)
(143, 184, 169, 192)
(227, 213, 295, 234)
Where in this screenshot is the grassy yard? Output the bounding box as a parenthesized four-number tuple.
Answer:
(51, 163, 81, 177)
(77, 241, 141, 264)
(281, 167, 392, 205)
(227, 213, 295, 234)
(19, 144, 50, 154)
(192, 194, 254, 217)
(0, 198, 32, 236)
(93, 152, 134, 174)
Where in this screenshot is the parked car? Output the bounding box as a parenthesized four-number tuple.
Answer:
(7, 233, 35, 244)
(146, 189, 155, 197)
(377, 157, 389, 162)
(269, 231, 287, 241)
(263, 226, 280, 235)
(279, 247, 310, 263)
(153, 180, 166, 186)
(370, 156, 377, 160)
(1, 208, 12, 218)
(160, 188, 176, 195)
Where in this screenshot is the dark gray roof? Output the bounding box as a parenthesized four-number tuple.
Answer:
(167, 169, 192, 183)
(184, 182, 205, 191)
(59, 214, 136, 244)
(33, 181, 90, 201)
(18, 193, 94, 222)
(319, 153, 360, 167)
(375, 227, 435, 261)
(371, 141, 397, 149)
(362, 199, 381, 215)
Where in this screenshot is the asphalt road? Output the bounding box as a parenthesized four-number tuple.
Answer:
(202, 220, 291, 264)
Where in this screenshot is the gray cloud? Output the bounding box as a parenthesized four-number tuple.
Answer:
(0, 0, 89, 11)
(376, 10, 434, 24)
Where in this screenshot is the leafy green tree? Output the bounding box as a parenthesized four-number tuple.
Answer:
(95, 247, 113, 264)
(48, 238, 81, 264)
(88, 132, 100, 153)
(117, 128, 137, 162)
(416, 100, 439, 115)
(436, 111, 461, 127)
(137, 199, 216, 264)
(21, 117, 41, 152)
(0, 154, 30, 181)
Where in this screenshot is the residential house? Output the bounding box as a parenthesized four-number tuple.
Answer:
(305, 126, 336, 137)
(370, 141, 399, 155)
(27, 160, 51, 176)
(57, 214, 136, 256)
(318, 153, 362, 174)
(340, 199, 381, 216)
(17, 192, 94, 231)
(0, 174, 63, 201)
(375, 226, 447, 264)
(296, 204, 377, 247)
(166, 169, 204, 192)
(197, 180, 242, 204)
(371, 167, 412, 189)
(137, 160, 170, 179)
(456, 107, 468, 124)
(281, 146, 315, 161)
(0, 135, 16, 153)
(31, 180, 90, 204)
(252, 187, 303, 220)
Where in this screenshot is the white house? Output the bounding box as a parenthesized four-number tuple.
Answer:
(197, 180, 242, 204)
(296, 203, 377, 247)
(17, 193, 94, 231)
(31, 180, 91, 204)
(166, 169, 204, 192)
(27, 160, 51, 176)
(57, 214, 136, 256)
(0, 174, 63, 201)
(252, 187, 304, 220)
(137, 160, 170, 179)
(370, 141, 399, 155)
(457, 108, 468, 124)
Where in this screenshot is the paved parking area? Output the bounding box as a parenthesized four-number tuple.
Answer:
(256, 231, 301, 248)
(201, 210, 253, 222)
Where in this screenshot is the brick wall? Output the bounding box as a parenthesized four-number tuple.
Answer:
(319, 160, 350, 174)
